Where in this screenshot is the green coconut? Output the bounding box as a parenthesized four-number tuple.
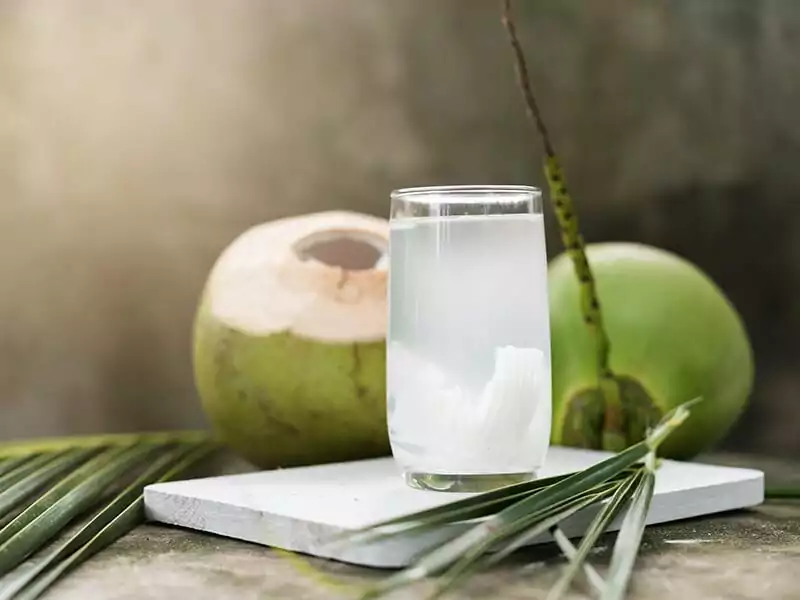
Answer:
(193, 210, 391, 469)
(549, 242, 754, 459)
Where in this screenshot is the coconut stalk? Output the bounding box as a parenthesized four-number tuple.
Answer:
(0, 432, 218, 599)
(500, 0, 626, 451)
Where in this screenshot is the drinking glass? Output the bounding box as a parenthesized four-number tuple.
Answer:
(387, 185, 551, 492)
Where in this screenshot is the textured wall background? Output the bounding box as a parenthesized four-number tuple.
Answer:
(0, 0, 797, 456)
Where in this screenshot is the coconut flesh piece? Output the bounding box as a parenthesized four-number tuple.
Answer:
(389, 342, 549, 474)
(208, 211, 388, 342)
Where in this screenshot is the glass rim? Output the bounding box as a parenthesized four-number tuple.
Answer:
(390, 185, 540, 201)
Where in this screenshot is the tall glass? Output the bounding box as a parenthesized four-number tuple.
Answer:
(387, 185, 551, 492)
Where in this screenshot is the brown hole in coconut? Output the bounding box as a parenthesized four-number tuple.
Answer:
(294, 229, 387, 271)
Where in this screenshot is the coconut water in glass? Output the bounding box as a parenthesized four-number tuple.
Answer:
(387, 185, 551, 492)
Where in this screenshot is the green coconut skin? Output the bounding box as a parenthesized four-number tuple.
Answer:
(193, 297, 390, 470)
(549, 242, 755, 460)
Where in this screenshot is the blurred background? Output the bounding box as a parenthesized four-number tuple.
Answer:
(0, 0, 797, 457)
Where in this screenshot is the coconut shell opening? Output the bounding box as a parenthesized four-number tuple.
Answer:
(294, 230, 387, 271)
(207, 211, 389, 342)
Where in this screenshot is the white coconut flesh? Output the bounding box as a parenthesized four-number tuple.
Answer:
(207, 211, 389, 343)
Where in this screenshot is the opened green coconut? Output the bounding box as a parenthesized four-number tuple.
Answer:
(549, 242, 754, 459)
(193, 211, 391, 469)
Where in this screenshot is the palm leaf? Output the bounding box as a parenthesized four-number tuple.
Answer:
(0, 459, 36, 480)
(0, 444, 157, 574)
(0, 452, 98, 520)
(338, 471, 575, 547)
(345, 399, 697, 599)
(550, 527, 606, 596)
(11, 498, 140, 600)
(0, 431, 210, 459)
(428, 481, 622, 600)
(3, 442, 215, 600)
(349, 437, 651, 554)
(600, 453, 658, 600)
(355, 448, 644, 600)
(337, 468, 638, 550)
(485, 480, 623, 566)
(0, 432, 218, 599)
(547, 469, 645, 600)
(0, 446, 192, 600)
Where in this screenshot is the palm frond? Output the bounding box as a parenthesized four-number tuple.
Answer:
(428, 481, 622, 600)
(601, 453, 658, 600)
(0, 460, 35, 480)
(336, 468, 637, 550)
(547, 469, 644, 600)
(338, 471, 573, 547)
(0, 445, 192, 600)
(550, 527, 606, 596)
(0, 431, 210, 458)
(0, 444, 156, 573)
(0, 452, 96, 520)
(485, 480, 623, 567)
(5, 442, 215, 600)
(343, 399, 697, 600)
(0, 432, 218, 599)
(355, 446, 646, 600)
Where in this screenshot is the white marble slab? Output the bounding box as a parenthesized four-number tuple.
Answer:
(144, 446, 764, 568)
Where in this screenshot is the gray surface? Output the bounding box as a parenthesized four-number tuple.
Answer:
(39, 454, 800, 600)
(38, 503, 800, 600)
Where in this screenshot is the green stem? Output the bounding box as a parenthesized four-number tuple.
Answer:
(501, 0, 623, 447)
(765, 485, 800, 499)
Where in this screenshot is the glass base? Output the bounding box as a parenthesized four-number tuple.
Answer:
(404, 471, 537, 493)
